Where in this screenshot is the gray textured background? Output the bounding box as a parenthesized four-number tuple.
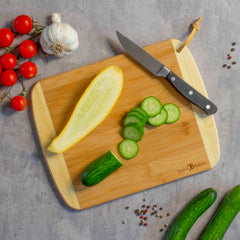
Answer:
(1, 0, 240, 239)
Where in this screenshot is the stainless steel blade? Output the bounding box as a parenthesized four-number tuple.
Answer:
(116, 31, 169, 77)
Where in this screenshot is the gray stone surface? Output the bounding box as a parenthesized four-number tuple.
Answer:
(0, 0, 240, 239)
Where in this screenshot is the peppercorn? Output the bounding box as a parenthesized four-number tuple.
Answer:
(160, 215, 164, 218)
(122, 220, 127, 224)
(144, 217, 147, 220)
(167, 213, 171, 216)
(232, 42, 236, 46)
(159, 207, 163, 210)
(232, 61, 236, 65)
(142, 204, 145, 208)
(125, 206, 129, 209)
(222, 64, 227, 68)
(231, 48, 235, 51)
(146, 205, 150, 208)
(144, 223, 148, 226)
(160, 228, 164, 232)
(164, 223, 169, 227)
(228, 56, 232, 60)
(143, 198, 146, 201)
(227, 66, 231, 69)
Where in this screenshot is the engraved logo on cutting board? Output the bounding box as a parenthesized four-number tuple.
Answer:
(178, 161, 206, 173)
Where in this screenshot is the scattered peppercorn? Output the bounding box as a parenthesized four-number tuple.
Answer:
(165, 223, 169, 227)
(159, 207, 163, 210)
(144, 223, 148, 226)
(228, 56, 232, 60)
(139, 221, 143, 226)
(142, 204, 145, 208)
(232, 42, 236, 46)
(151, 212, 155, 215)
(122, 220, 127, 224)
(144, 217, 147, 220)
(143, 198, 146, 201)
(153, 205, 157, 207)
(227, 66, 231, 69)
(144, 209, 148, 213)
(152, 206, 156, 210)
(232, 61, 236, 65)
(231, 48, 235, 51)
(160, 215, 164, 218)
(147, 205, 150, 208)
(140, 215, 144, 219)
(125, 206, 129, 209)
(160, 229, 164, 232)
(227, 53, 230, 56)
(167, 213, 171, 216)
(156, 214, 160, 217)
(222, 64, 227, 68)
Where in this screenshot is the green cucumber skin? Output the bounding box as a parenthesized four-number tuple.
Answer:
(199, 185, 240, 240)
(81, 151, 123, 187)
(165, 188, 217, 240)
(130, 107, 148, 119)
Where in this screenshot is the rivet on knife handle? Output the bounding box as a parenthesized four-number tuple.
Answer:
(165, 72, 217, 115)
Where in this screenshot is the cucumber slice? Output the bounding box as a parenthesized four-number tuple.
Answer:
(126, 111, 147, 123)
(119, 139, 139, 159)
(123, 124, 144, 142)
(130, 107, 148, 119)
(163, 103, 181, 124)
(148, 108, 168, 126)
(141, 96, 162, 117)
(123, 115, 145, 129)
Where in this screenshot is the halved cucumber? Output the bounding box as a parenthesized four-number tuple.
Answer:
(118, 139, 139, 159)
(123, 115, 145, 129)
(163, 103, 181, 124)
(123, 124, 144, 142)
(141, 96, 162, 117)
(148, 108, 168, 126)
(81, 151, 123, 186)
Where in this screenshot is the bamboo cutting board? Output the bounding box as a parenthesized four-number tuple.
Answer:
(30, 39, 219, 210)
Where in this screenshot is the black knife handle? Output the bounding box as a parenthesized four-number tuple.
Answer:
(166, 72, 217, 115)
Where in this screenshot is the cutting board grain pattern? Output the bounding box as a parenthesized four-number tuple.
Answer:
(30, 39, 219, 210)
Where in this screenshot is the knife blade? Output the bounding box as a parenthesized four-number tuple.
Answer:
(116, 31, 217, 115)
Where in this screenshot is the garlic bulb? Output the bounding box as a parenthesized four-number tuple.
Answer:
(40, 13, 79, 57)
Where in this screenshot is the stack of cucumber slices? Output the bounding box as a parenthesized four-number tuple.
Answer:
(119, 96, 181, 160)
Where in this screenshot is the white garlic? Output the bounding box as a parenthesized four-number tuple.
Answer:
(40, 13, 79, 57)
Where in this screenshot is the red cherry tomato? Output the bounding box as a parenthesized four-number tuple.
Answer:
(11, 95, 27, 111)
(20, 61, 37, 79)
(0, 70, 18, 86)
(0, 28, 14, 48)
(0, 53, 17, 70)
(19, 40, 37, 58)
(14, 15, 32, 34)
(0, 65, 2, 75)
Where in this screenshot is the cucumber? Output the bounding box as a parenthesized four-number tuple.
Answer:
(123, 115, 145, 129)
(81, 151, 123, 186)
(123, 124, 144, 142)
(165, 188, 217, 240)
(118, 139, 139, 159)
(148, 108, 168, 126)
(199, 185, 240, 240)
(130, 107, 148, 119)
(163, 103, 181, 124)
(141, 96, 162, 117)
(126, 112, 147, 124)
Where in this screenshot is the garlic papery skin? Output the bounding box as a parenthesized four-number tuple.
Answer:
(40, 13, 79, 57)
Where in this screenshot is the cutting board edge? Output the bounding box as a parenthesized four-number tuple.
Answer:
(30, 82, 81, 210)
(171, 39, 220, 168)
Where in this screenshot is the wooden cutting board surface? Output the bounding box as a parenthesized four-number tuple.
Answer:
(30, 39, 219, 210)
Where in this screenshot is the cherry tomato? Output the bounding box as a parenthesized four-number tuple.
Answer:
(0, 70, 18, 86)
(0, 65, 2, 75)
(20, 61, 37, 79)
(14, 15, 32, 34)
(0, 28, 14, 48)
(0, 53, 17, 70)
(11, 95, 27, 111)
(19, 40, 37, 58)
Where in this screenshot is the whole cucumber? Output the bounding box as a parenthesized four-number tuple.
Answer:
(199, 185, 240, 240)
(165, 188, 217, 240)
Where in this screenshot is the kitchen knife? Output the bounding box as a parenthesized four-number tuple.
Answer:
(116, 31, 217, 115)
